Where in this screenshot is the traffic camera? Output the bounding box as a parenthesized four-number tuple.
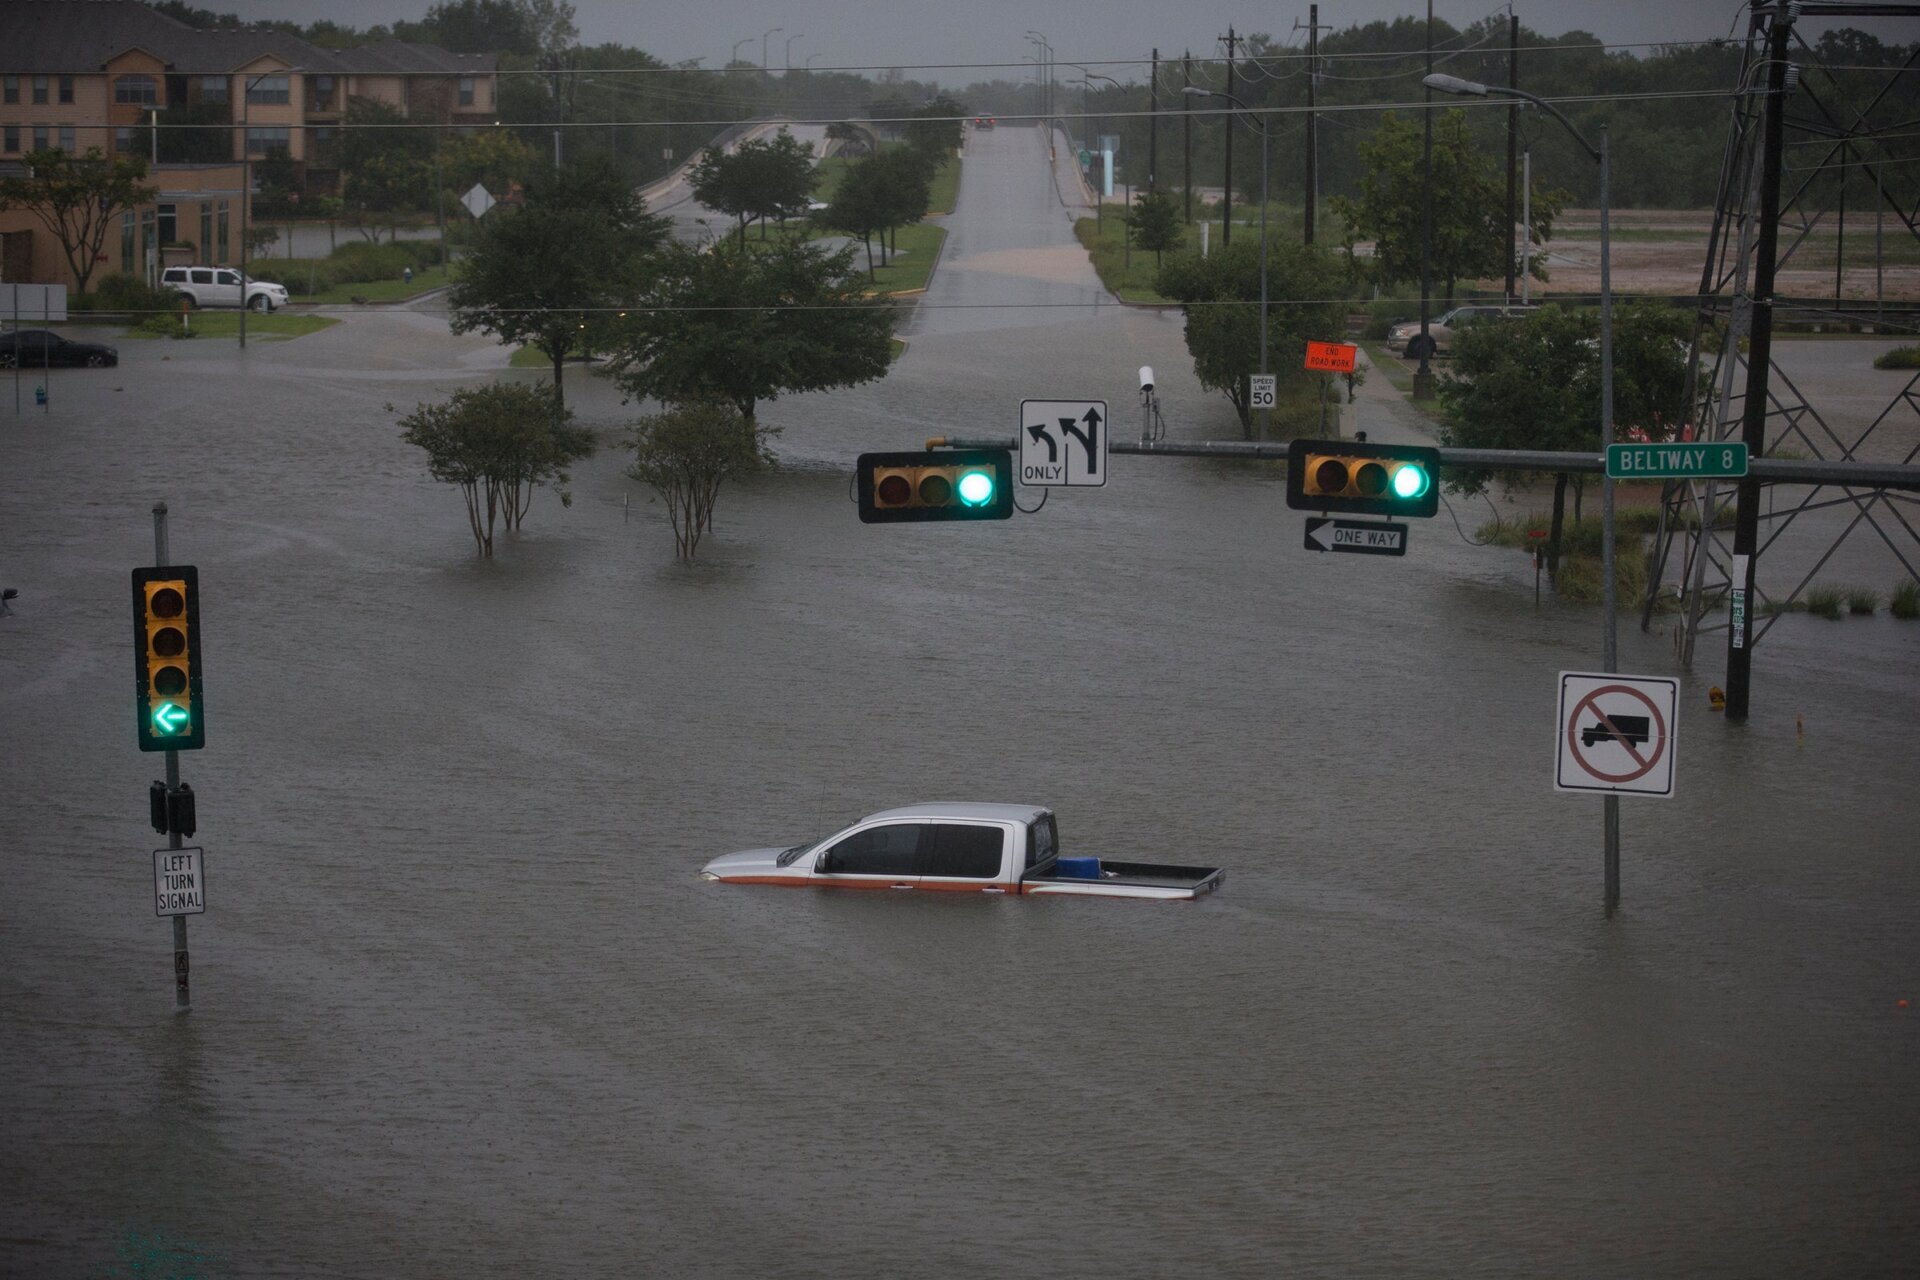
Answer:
(857, 449, 1013, 523)
(1286, 439, 1440, 519)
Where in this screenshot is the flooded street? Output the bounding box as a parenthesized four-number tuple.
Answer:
(3, 125, 1916, 1278)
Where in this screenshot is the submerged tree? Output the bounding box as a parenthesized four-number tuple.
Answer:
(397, 382, 596, 556)
(626, 402, 772, 560)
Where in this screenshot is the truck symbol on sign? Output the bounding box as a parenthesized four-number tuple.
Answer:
(1581, 715, 1650, 748)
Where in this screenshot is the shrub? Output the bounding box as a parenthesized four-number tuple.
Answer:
(1890, 580, 1920, 619)
(1845, 587, 1879, 615)
(1871, 345, 1920, 370)
(1362, 298, 1415, 340)
(82, 274, 179, 318)
(1804, 586, 1845, 619)
(135, 314, 194, 338)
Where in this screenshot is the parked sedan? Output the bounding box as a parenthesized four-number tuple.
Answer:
(1386, 304, 1534, 356)
(0, 329, 119, 368)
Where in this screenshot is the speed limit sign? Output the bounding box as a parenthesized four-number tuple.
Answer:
(1249, 373, 1277, 409)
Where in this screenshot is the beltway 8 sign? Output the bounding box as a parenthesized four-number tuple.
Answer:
(1606, 442, 1748, 480)
(1554, 672, 1678, 798)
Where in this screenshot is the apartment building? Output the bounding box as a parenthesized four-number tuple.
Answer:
(1, 0, 497, 289)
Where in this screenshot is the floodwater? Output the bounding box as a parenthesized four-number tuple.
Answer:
(3, 125, 1916, 1279)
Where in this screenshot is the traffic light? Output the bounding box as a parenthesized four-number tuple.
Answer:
(132, 565, 204, 751)
(1286, 439, 1440, 519)
(857, 449, 1013, 523)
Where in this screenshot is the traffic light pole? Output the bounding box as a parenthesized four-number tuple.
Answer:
(153, 501, 190, 1012)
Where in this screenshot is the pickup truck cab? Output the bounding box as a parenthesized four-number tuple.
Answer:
(701, 803, 1224, 901)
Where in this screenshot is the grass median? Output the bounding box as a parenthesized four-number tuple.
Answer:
(123, 313, 340, 341)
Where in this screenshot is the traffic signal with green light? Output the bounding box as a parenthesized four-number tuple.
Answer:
(133, 565, 204, 751)
(1286, 439, 1440, 518)
(857, 449, 1013, 523)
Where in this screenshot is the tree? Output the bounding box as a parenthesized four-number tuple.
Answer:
(1126, 189, 1183, 269)
(409, 0, 536, 55)
(1438, 302, 1691, 577)
(0, 149, 157, 294)
(1155, 240, 1351, 438)
(815, 157, 890, 278)
(826, 121, 873, 158)
(339, 98, 434, 239)
(688, 128, 817, 244)
(397, 383, 596, 557)
(444, 128, 539, 198)
(1330, 109, 1564, 303)
(904, 96, 966, 159)
(626, 402, 773, 559)
(448, 157, 670, 412)
(607, 237, 895, 426)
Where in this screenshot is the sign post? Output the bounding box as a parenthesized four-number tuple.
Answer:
(1555, 671, 1679, 912)
(1248, 373, 1276, 411)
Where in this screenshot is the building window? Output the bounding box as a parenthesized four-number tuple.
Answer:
(245, 126, 290, 156)
(158, 204, 176, 245)
(33, 125, 50, 151)
(59, 125, 75, 153)
(217, 200, 230, 263)
(115, 75, 158, 105)
(246, 74, 290, 106)
(458, 77, 475, 106)
(3, 125, 16, 154)
(200, 75, 229, 105)
(309, 125, 337, 161)
(3, 75, 17, 104)
(59, 75, 75, 104)
(33, 75, 49, 105)
(310, 74, 335, 108)
(122, 212, 136, 275)
(200, 203, 212, 257)
(115, 126, 137, 154)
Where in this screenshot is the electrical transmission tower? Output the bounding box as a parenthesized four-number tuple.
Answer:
(1643, 0, 1920, 716)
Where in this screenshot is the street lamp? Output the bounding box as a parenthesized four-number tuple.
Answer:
(761, 27, 782, 70)
(1188, 87, 1270, 434)
(805, 53, 823, 70)
(785, 33, 804, 70)
(239, 64, 299, 350)
(731, 38, 752, 66)
(1426, 71, 1619, 907)
(1026, 32, 1051, 121)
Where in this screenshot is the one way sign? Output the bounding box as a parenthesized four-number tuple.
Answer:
(1304, 517, 1408, 556)
(1020, 399, 1108, 487)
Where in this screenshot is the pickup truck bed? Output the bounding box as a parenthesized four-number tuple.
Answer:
(1022, 859, 1225, 900)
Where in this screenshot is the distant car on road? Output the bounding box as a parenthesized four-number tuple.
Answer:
(160, 265, 289, 313)
(0, 329, 118, 369)
(1386, 303, 1534, 356)
(974, 116, 996, 130)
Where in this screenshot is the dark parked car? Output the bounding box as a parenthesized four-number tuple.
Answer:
(0, 329, 119, 369)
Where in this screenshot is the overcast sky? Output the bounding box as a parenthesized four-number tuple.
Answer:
(198, 0, 1865, 75)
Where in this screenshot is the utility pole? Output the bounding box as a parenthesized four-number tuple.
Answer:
(1304, 6, 1321, 244)
(1149, 48, 1159, 192)
(1182, 51, 1193, 222)
(1504, 13, 1520, 301)
(1220, 26, 1237, 246)
(1415, 1, 1435, 398)
(1726, 7, 1794, 721)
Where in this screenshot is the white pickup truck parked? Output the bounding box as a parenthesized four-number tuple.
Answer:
(701, 802, 1225, 901)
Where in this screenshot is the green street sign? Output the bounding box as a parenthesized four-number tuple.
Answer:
(1607, 441, 1749, 481)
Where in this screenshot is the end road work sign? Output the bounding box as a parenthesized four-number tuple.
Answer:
(1554, 672, 1678, 798)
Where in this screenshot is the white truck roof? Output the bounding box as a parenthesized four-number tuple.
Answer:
(860, 802, 1050, 825)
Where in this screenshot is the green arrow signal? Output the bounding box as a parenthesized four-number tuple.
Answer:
(152, 702, 189, 734)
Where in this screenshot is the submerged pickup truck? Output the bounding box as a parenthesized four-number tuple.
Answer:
(700, 803, 1224, 901)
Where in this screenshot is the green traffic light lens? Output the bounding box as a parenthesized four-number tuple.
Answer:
(1392, 464, 1430, 499)
(957, 470, 994, 506)
(152, 702, 189, 735)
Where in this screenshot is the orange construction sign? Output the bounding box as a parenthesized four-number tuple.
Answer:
(1304, 340, 1359, 374)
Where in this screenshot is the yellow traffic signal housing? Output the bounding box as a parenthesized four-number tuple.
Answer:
(857, 449, 1013, 523)
(1286, 439, 1440, 518)
(133, 565, 204, 751)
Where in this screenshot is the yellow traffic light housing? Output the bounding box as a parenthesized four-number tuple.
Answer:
(857, 449, 1013, 523)
(1287, 439, 1440, 518)
(133, 565, 204, 751)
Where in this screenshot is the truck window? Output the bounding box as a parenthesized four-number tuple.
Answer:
(820, 823, 923, 876)
(924, 824, 1003, 878)
(1025, 814, 1057, 868)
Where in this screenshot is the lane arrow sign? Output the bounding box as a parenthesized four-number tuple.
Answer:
(1304, 517, 1409, 557)
(1060, 408, 1101, 475)
(1025, 422, 1058, 463)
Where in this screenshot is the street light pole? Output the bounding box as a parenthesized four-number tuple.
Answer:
(1189, 88, 1268, 436)
(1427, 72, 1617, 912)
(762, 27, 782, 70)
(785, 33, 803, 71)
(238, 66, 298, 350)
(731, 38, 752, 66)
